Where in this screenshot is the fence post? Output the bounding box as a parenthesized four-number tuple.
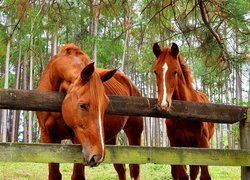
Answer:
(240, 108, 250, 180)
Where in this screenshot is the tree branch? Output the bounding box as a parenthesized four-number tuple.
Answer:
(198, 0, 223, 48)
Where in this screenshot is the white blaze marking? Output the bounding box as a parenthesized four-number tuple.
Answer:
(161, 63, 168, 108)
(98, 108, 105, 161)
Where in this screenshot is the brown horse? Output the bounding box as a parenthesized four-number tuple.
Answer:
(153, 42, 215, 180)
(73, 68, 144, 180)
(36, 44, 143, 180)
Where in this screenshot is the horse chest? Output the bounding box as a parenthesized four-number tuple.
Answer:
(166, 119, 203, 146)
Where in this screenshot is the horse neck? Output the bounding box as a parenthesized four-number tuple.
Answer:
(173, 72, 196, 101)
(49, 59, 85, 92)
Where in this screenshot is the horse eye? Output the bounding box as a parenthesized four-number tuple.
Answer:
(173, 71, 178, 75)
(79, 103, 89, 111)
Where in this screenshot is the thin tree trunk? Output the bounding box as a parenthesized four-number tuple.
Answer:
(155, 118, 160, 146)
(121, 3, 132, 72)
(224, 77, 232, 149)
(88, 1, 94, 37)
(248, 69, 250, 102)
(235, 30, 242, 104)
(216, 124, 220, 149)
(150, 118, 154, 146)
(51, 33, 57, 56)
(45, 30, 49, 63)
(143, 117, 148, 146)
(1, 38, 11, 142)
(92, 3, 101, 64)
(11, 46, 22, 142)
(220, 124, 223, 149)
(121, 25, 130, 72)
(162, 119, 167, 147)
(23, 55, 28, 143)
(28, 33, 34, 143)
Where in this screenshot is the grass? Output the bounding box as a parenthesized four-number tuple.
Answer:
(0, 163, 240, 180)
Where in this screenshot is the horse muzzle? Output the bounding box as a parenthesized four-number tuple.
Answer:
(82, 149, 104, 167)
(160, 100, 171, 111)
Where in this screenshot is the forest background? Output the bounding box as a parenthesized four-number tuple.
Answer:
(0, 0, 249, 150)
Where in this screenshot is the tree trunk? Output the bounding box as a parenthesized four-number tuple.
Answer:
(162, 118, 167, 147)
(88, 1, 94, 37)
(143, 117, 148, 146)
(23, 55, 28, 143)
(45, 30, 49, 63)
(248, 69, 250, 102)
(216, 124, 220, 149)
(220, 124, 223, 149)
(1, 38, 11, 142)
(155, 118, 160, 146)
(51, 33, 57, 57)
(235, 30, 242, 105)
(92, 3, 101, 64)
(121, 2, 132, 73)
(28, 32, 34, 143)
(11, 46, 22, 142)
(121, 16, 131, 73)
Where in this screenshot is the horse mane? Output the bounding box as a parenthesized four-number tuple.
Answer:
(58, 44, 87, 56)
(112, 72, 141, 96)
(178, 55, 194, 88)
(58, 44, 91, 65)
(99, 69, 141, 97)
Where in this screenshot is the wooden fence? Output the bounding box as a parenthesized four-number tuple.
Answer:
(0, 89, 250, 179)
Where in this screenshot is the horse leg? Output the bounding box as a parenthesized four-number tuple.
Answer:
(106, 136, 126, 180)
(40, 128, 62, 180)
(199, 137, 212, 180)
(166, 123, 188, 180)
(190, 165, 199, 180)
(72, 164, 85, 180)
(123, 116, 143, 180)
(71, 137, 86, 180)
(171, 165, 188, 180)
(200, 166, 211, 180)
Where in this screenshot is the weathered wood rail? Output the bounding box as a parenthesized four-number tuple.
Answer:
(0, 143, 250, 166)
(0, 89, 248, 123)
(0, 88, 250, 179)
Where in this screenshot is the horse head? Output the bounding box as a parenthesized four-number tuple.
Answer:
(153, 42, 180, 111)
(62, 62, 116, 167)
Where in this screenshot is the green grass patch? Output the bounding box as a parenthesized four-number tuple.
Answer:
(0, 162, 240, 179)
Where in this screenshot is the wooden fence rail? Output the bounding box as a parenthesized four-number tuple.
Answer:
(0, 143, 250, 166)
(0, 89, 248, 124)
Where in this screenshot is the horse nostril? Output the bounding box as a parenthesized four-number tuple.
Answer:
(88, 155, 98, 167)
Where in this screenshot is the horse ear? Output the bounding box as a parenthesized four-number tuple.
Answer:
(171, 42, 179, 58)
(81, 62, 95, 82)
(153, 43, 162, 58)
(100, 69, 117, 82)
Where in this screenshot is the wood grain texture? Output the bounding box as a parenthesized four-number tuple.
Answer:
(0, 89, 248, 123)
